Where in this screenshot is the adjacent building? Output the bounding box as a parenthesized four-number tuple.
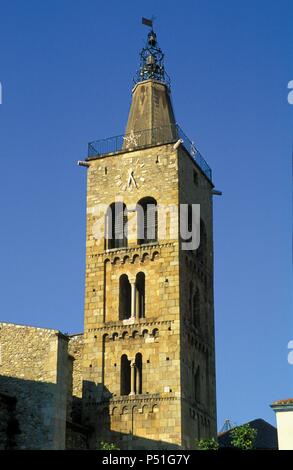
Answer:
(271, 399, 293, 450)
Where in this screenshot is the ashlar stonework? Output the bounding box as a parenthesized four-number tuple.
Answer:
(0, 31, 217, 450)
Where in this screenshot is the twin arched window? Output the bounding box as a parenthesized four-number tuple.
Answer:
(105, 197, 158, 250)
(119, 272, 145, 320)
(120, 353, 142, 396)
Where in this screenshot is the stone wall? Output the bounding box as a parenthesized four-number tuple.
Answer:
(84, 143, 179, 329)
(178, 147, 217, 447)
(0, 322, 71, 449)
(92, 395, 181, 450)
(82, 143, 183, 448)
(0, 392, 18, 449)
(68, 333, 84, 423)
(66, 421, 89, 450)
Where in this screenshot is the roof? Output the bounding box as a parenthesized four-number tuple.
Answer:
(125, 80, 176, 138)
(271, 398, 293, 405)
(218, 419, 278, 450)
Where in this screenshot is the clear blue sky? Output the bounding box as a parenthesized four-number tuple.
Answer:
(0, 0, 292, 431)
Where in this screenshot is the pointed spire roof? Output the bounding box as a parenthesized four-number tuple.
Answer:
(124, 25, 176, 141)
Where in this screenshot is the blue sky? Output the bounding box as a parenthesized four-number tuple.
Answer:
(0, 0, 292, 430)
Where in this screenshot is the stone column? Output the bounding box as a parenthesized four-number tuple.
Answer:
(129, 362, 136, 396)
(136, 366, 141, 395)
(130, 282, 136, 319)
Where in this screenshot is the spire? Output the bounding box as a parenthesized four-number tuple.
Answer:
(124, 20, 176, 142)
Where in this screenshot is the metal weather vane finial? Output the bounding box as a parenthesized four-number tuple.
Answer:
(142, 16, 155, 28)
(133, 17, 170, 88)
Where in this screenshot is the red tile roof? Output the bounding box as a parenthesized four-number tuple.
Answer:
(272, 398, 293, 405)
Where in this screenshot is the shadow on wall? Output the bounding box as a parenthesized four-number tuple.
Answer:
(82, 381, 181, 450)
(0, 376, 181, 450)
(0, 375, 88, 450)
(0, 391, 19, 449)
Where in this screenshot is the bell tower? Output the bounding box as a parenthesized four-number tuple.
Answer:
(81, 22, 217, 450)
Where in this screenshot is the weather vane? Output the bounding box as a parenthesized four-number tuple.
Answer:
(133, 17, 170, 88)
(142, 16, 156, 28)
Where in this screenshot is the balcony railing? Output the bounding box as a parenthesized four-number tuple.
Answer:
(88, 124, 212, 181)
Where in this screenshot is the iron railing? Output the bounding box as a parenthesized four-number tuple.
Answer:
(176, 127, 212, 181)
(88, 124, 212, 181)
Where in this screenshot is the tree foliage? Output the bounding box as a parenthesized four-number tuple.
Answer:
(196, 437, 219, 450)
(230, 424, 257, 450)
(99, 441, 120, 450)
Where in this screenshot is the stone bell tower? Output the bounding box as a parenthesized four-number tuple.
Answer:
(81, 24, 217, 450)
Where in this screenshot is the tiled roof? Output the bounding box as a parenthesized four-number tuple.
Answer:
(272, 398, 293, 405)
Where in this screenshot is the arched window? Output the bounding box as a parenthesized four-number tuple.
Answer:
(135, 353, 142, 394)
(197, 413, 201, 440)
(197, 219, 207, 264)
(106, 202, 128, 249)
(119, 274, 131, 320)
(137, 197, 158, 245)
(194, 366, 200, 402)
(187, 204, 192, 235)
(121, 354, 131, 395)
(180, 204, 193, 244)
(136, 272, 145, 318)
(152, 328, 159, 338)
(189, 281, 193, 322)
(193, 288, 200, 328)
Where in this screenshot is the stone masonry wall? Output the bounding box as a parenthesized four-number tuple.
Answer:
(82, 143, 183, 448)
(178, 147, 217, 448)
(0, 322, 70, 449)
(84, 143, 180, 329)
(92, 396, 181, 450)
(66, 421, 89, 450)
(68, 334, 84, 424)
(0, 392, 17, 449)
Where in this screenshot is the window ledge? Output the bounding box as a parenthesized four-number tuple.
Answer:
(122, 318, 136, 326)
